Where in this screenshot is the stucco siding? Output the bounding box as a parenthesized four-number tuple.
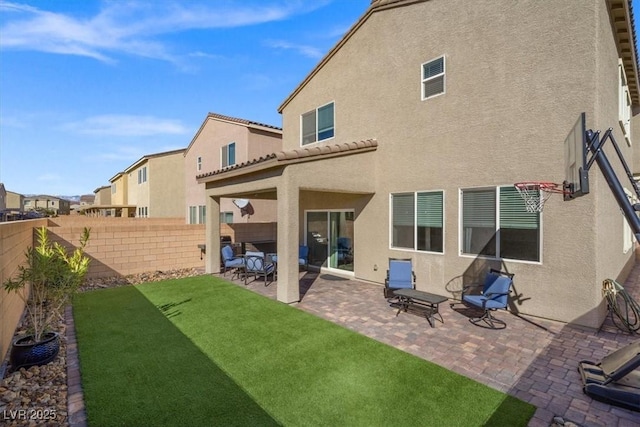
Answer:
(277, 0, 631, 326)
(149, 153, 185, 217)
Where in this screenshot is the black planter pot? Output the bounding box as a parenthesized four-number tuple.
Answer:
(9, 332, 60, 371)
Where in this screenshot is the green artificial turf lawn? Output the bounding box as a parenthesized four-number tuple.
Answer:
(73, 276, 536, 426)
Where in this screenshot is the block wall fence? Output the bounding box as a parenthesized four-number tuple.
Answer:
(1, 216, 277, 363)
(0, 219, 48, 367)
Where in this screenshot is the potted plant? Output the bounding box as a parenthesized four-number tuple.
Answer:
(3, 226, 91, 370)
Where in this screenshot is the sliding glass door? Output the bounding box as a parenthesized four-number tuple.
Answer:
(305, 210, 354, 272)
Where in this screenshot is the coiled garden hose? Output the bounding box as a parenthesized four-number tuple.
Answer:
(602, 279, 640, 333)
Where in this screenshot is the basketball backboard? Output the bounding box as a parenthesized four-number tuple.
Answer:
(564, 112, 590, 200)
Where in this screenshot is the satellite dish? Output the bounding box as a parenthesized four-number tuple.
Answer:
(233, 199, 254, 217)
(233, 199, 250, 209)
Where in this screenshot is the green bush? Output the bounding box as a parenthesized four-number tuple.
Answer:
(4, 227, 91, 342)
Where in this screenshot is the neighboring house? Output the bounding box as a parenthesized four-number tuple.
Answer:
(84, 185, 113, 217)
(0, 184, 6, 221)
(23, 195, 71, 215)
(125, 149, 186, 218)
(198, 0, 639, 328)
(6, 191, 24, 212)
(184, 113, 282, 225)
(107, 172, 135, 217)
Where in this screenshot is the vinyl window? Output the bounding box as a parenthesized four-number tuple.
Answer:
(422, 56, 445, 100)
(220, 211, 233, 224)
(221, 143, 236, 168)
(461, 186, 540, 262)
(619, 59, 632, 145)
(301, 102, 334, 145)
(137, 167, 147, 184)
(391, 191, 444, 253)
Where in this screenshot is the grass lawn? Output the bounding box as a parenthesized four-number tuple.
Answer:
(73, 276, 535, 426)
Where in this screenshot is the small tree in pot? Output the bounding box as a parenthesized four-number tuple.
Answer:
(4, 226, 91, 370)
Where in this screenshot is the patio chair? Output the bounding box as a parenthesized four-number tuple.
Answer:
(243, 251, 276, 286)
(221, 245, 244, 277)
(299, 245, 309, 270)
(384, 258, 416, 299)
(459, 268, 514, 329)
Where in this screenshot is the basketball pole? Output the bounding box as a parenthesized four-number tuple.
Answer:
(585, 128, 640, 243)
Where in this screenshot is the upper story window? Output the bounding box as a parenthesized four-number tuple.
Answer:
(461, 186, 540, 262)
(301, 102, 334, 145)
(221, 142, 236, 168)
(138, 166, 147, 184)
(422, 56, 445, 100)
(619, 59, 632, 145)
(391, 191, 444, 253)
(197, 156, 202, 171)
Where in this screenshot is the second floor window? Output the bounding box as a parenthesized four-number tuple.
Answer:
(138, 167, 147, 184)
(422, 56, 445, 100)
(301, 102, 334, 145)
(197, 156, 202, 171)
(221, 143, 236, 168)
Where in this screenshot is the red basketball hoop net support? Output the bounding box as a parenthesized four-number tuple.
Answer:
(514, 181, 567, 212)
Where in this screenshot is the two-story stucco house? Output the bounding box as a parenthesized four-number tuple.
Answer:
(124, 149, 186, 218)
(199, 0, 638, 328)
(184, 113, 282, 225)
(23, 195, 72, 216)
(108, 172, 134, 217)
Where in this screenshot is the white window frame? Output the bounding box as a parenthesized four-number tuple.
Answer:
(618, 59, 632, 146)
(138, 166, 147, 184)
(198, 205, 206, 225)
(623, 188, 637, 254)
(188, 206, 197, 224)
(300, 101, 335, 146)
(220, 211, 233, 224)
(458, 185, 543, 264)
(389, 190, 445, 254)
(221, 142, 236, 168)
(421, 55, 446, 100)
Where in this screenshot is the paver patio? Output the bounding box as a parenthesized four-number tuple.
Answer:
(228, 266, 640, 427)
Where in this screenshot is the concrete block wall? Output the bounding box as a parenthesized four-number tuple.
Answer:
(47, 218, 206, 279)
(0, 219, 47, 364)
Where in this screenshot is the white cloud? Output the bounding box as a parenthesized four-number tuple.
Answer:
(263, 39, 325, 59)
(0, 1, 330, 65)
(60, 114, 190, 137)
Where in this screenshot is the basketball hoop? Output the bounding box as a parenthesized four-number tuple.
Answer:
(514, 182, 567, 212)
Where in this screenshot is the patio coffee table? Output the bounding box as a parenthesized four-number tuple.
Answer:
(394, 289, 448, 327)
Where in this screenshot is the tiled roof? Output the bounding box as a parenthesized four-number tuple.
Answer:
(275, 139, 377, 161)
(207, 112, 282, 131)
(196, 139, 377, 180)
(197, 153, 278, 179)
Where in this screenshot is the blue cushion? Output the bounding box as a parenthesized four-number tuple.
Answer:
(463, 295, 505, 310)
(388, 260, 413, 289)
(221, 245, 234, 261)
(224, 258, 244, 268)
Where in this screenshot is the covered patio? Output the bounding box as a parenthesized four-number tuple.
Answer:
(219, 267, 640, 427)
(198, 140, 378, 304)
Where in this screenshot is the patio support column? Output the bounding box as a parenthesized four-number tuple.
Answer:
(206, 195, 221, 274)
(277, 174, 300, 303)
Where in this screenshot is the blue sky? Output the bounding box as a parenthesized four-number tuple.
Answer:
(0, 0, 370, 196)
